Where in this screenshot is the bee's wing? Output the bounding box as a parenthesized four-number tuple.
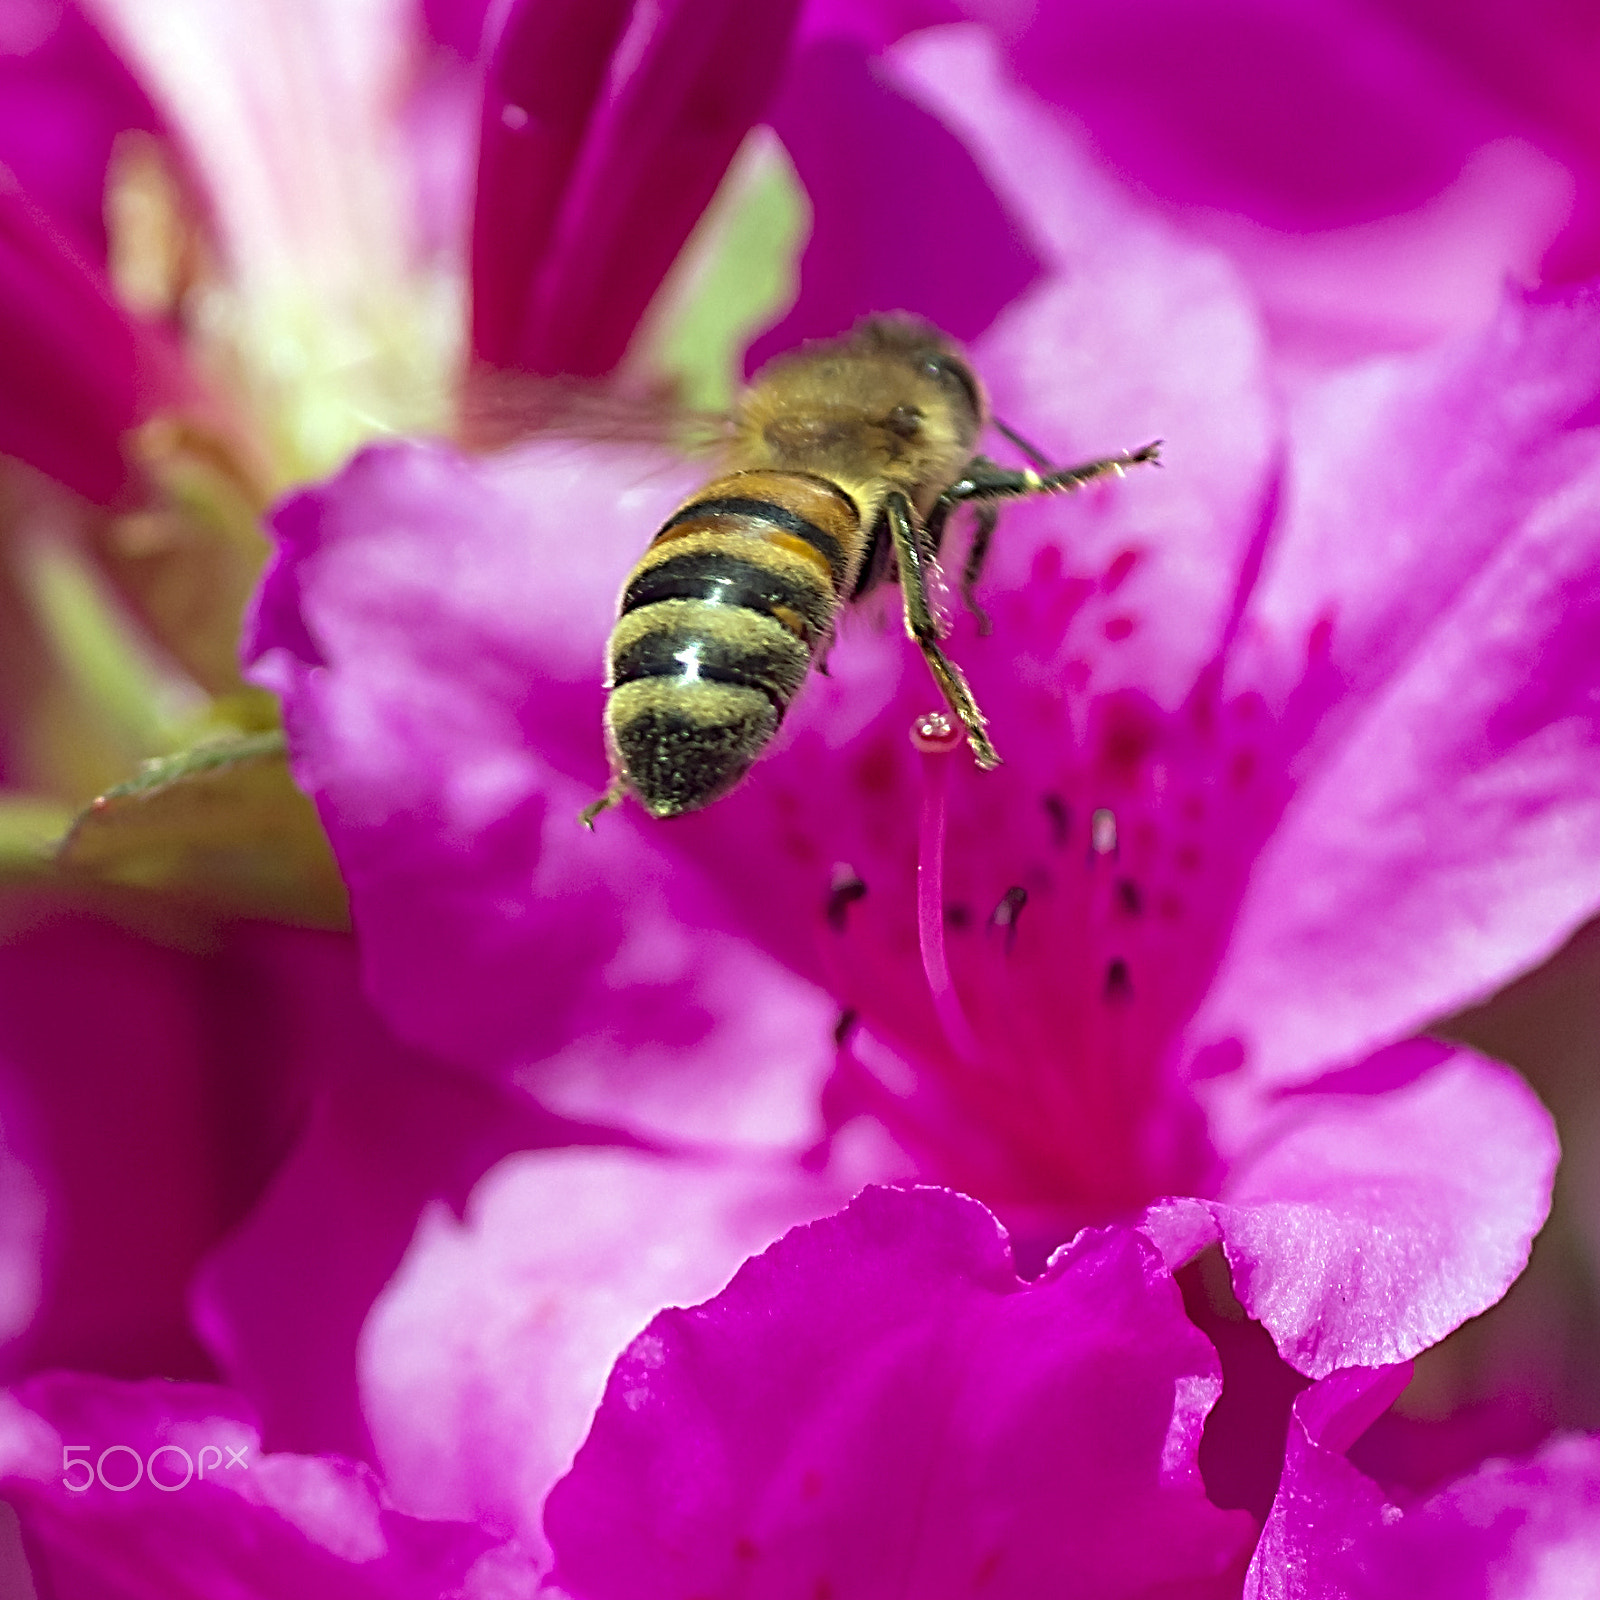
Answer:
(456, 369, 732, 458)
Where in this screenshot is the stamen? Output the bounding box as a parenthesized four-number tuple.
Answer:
(826, 864, 867, 932)
(913, 714, 982, 1061)
(989, 885, 1028, 954)
(911, 709, 963, 754)
(1090, 806, 1118, 856)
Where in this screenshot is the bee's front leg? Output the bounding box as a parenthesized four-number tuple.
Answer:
(884, 492, 1001, 771)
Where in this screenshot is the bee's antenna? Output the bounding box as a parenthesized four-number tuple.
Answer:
(992, 417, 1054, 471)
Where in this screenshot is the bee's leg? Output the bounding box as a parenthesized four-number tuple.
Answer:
(929, 440, 1161, 628)
(884, 492, 1001, 770)
(946, 440, 1162, 514)
(940, 440, 1163, 510)
(960, 504, 999, 635)
(925, 456, 1000, 633)
(579, 777, 626, 829)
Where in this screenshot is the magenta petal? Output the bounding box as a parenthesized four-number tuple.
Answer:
(0, 1373, 519, 1600)
(747, 36, 1043, 367)
(1148, 1042, 1559, 1378)
(246, 441, 835, 1145)
(1245, 1376, 1400, 1600)
(545, 1187, 1254, 1598)
(469, 0, 635, 367)
(359, 1148, 861, 1557)
(0, 914, 321, 1383)
(0, 189, 186, 504)
(491, 0, 804, 376)
(1250, 1385, 1600, 1599)
(189, 927, 571, 1464)
(1201, 284, 1600, 1085)
(0, 0, 163, 262)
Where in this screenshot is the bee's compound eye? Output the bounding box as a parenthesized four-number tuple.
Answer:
(921, 354, 982, 419)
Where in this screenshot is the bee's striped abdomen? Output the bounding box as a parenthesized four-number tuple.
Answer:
(604, 470, 862, 817)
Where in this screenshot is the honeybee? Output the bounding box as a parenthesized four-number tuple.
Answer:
(582, 316, 1158, 823)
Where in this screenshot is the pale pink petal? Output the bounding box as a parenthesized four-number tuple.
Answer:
(1199, 285, 1600, 1086)
(0, 1373, 528, 1599)
(888, 25, 1280, 709)
(1146, 1042, 1559, 1378)
(1250, 1384, 1600, 1599)
(86, 0, 418, 294)
(358, 1147, 865, 1562)
(246, 440, 837, 1147)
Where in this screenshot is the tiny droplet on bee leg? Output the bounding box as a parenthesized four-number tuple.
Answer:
(910, 711, 962, 755)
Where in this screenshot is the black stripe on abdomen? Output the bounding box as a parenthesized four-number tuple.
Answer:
(609, 605, 810, 715)
(654, 496, 848, 590)
(620, 550, 834, 644)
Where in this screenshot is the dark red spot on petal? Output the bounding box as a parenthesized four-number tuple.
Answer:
(1176, 843, 1202, 872)
(1308, 613, 1334, 661)
(1042, 791, 1071, 847)
(1102, 547, 1140, 592)
(1230, 748, 1257, 788)
(853, 739, 898, 795)
(1098, 696, 1161, 778)
(1103, 613, 1136, 641)
(1032, 544, 1063, 584)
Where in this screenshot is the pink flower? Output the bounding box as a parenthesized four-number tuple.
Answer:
(0, 1369, 538, 1596)
(1249, 1367, 1600, 1599)
(788, 0, 1600, 376)
(3, 1, 1600, 1595)
(242, 12, 1591, 1588)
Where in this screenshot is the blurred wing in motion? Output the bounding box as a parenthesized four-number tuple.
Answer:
(456, 367, 731, 458)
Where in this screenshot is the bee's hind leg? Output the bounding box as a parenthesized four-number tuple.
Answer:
(884, 491, 1001, 770)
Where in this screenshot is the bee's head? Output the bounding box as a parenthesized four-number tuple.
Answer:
(850, 315, 986, 432)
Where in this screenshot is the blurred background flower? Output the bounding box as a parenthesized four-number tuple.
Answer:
(2, 0, 1600, 1595)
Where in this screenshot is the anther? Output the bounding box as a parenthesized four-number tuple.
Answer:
(1090, 807, 1118, 856)
(989, 885, 1028, 954)
(911, 710, 962, 754)
(826, 864, 867, 932)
